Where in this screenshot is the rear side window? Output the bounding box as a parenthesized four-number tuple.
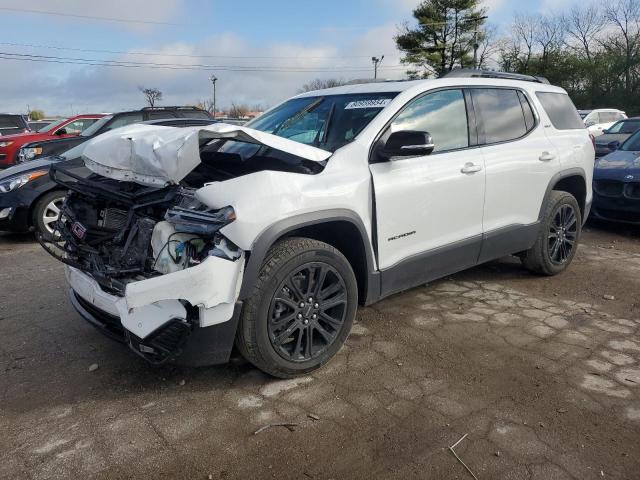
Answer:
(178, 110, 212, 119)
(0, 115, 26, 129)
(473, 89, 530, 144)
(535, 92, 584, 130)
(105, 113, 144, 131)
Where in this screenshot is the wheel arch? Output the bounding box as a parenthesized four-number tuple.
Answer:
(539, 168, 587, 223)
(28, 187, 67, 228)
(238, 209, 379, 306)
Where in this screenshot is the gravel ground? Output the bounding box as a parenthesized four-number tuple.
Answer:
(0, 221, 639, 480)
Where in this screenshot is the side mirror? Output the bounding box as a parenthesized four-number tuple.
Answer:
(608, 140, 620, 151)
(55, 128, 67, 136)
(381, 131, 435, 160)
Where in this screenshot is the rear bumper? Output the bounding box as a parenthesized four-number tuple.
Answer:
(66, 263, 245, 366)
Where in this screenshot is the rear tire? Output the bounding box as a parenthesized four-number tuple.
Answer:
(521, 191, 582, 276)
(33, 191, 66, 241)
(236, 237, 357, 378)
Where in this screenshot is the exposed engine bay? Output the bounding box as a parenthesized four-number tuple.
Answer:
(41, 164, 241, 295)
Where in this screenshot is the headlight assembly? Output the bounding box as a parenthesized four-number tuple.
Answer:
(19, 146, 43, 162)
(0, 171, 48, 193)
(0, 141, 14, 148)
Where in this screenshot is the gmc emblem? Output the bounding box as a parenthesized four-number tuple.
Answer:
(71, 221, 88, 240)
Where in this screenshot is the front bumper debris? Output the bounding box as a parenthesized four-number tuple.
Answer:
(66, 251, 245, 364)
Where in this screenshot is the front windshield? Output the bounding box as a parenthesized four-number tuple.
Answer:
(620, 130, 640, 151)
(245, 92, 398, 152)
(81, 115, 113, 137)
(38, 118, 67, 134)
(607, 120, 640, 134)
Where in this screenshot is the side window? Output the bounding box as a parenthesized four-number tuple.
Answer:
(60, 118, 97, 135)
(535, 92, 584, 130)
(517, 91, 536, 131)
(473, 88, 528, 144)
(390, 89, 468, 153)
(105, 113, 144, 131)
(147, 111, 178, 121)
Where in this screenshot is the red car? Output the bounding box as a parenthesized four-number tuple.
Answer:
(0, 114, 104, 168)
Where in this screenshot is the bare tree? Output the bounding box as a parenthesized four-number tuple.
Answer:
(536, 14, 565, 72)
(564, 4, 606, 60)
(298, 78, 347, 93)
(604, 0, 640, 93)
(228, 103, 250, 119)
(476, 25, 500, 69)
(511, 14, 539, 72)
(139, 87, 163, 108)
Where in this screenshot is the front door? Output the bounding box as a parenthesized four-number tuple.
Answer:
(369, 88, 486, 295)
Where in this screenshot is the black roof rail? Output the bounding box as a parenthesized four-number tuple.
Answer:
(140, 106, 206, 111)
(444, 69, 550, 85)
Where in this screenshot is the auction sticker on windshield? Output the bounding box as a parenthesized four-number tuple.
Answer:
(345, 99, 393, 109)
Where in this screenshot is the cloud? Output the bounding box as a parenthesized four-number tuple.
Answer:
(0, 24, 409, 115)
(0, 0, 186, 33)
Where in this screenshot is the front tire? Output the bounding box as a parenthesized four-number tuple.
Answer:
(521, 191, 582, 276)
(33, 191, 66, 240)
(236, 238, 357, 378)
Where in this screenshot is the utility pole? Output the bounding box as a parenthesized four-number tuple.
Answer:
(209, 74, 218, 119)
(470, 15, 488, 70)
(372, 55, 384, 80)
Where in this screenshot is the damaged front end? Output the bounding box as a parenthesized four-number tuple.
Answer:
(40, 164, 245, 365)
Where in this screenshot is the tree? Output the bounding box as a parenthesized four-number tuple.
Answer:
(395, 0, 488, 78)
(298, 78, 348, 93)
(29, 109, 45, 121)
(139, 87, 163, 108)
(228, 103, 250, 119)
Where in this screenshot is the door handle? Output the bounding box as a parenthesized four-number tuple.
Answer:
(539, 152, 556, 162)
(461, 162, 482, 174)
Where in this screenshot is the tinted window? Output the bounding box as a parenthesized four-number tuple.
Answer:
(535, 92, 584, 130)
(177, 110, 211, 119)
(473, 89, 527, 144)
(518, 91, 536, 131)
(608, 120, 640, 134)
(0, 115, 26, 129)
(146, 111, 178, 120)
(105, 113, 144, 131)
(390, 89, 468, 153)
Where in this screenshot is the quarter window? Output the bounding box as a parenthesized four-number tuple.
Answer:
(390, 89, 469, 153)
(473, 89, 530, 144)
(535, 92, 584, 130)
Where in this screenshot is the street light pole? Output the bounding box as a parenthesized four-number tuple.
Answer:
(209, 74, 218, 119)
(470, 15, 488, 70)
(372, 55, 384, 79)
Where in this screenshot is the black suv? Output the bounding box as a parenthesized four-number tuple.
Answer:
(0, 113, 29, 136)
(18, 106, 213, 163)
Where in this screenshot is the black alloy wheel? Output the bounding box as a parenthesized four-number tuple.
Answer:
(268, 262, 348, 362)
(548, 204, 578, 265)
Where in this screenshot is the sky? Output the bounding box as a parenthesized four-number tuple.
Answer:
(0, 0, 578, 116)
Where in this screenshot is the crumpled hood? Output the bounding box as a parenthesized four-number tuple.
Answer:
(81, 123, 333, 187)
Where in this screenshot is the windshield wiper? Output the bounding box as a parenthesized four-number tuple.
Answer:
(274, 97, 325, 135)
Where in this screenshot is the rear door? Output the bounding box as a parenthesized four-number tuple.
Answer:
(471, 87, 558, 241)
(370, 88, 486, 287)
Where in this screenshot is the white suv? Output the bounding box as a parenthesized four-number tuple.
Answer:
(579, 108, 627, 137)
(42, 70, 594, 378)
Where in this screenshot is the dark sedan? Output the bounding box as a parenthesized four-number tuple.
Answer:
(594, 118, 640, 158)
(0, 118, 217, 238)
(592, 130, 640, 224)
